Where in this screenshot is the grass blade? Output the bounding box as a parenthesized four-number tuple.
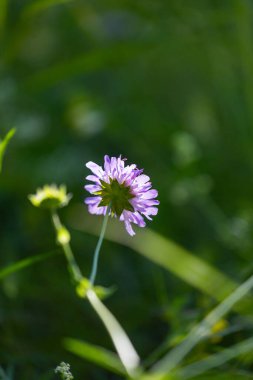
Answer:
(86, 289, 140, 376)
(177, 336, 253, 379)
(151, 274, 253, 374)
(0, 0, 7, 39)
(25, 43, 152, 91)
(21, 0, 73, 18)
(64, 338, 126, 376)
(0, 128, 16, 173)
(0, 250, 60, 279)
(67, 208, 241, 304)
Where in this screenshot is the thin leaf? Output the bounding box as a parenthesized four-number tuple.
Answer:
(64, 338, 126, 376)
(151, 274, 253, 375)
(179, 371, 253, 380)
(67, 208, 243, 305)
(0, 128, 16, 173)
(177, 336, 253, 379)
(0, 0, 7, 39)
(0, 250, 60, 280)
(21, 0, 73, 18)
(86, 288, 140, 377)
(25, 43, 153, 91)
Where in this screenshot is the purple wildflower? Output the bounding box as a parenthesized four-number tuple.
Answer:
(84, 155, 159, 236)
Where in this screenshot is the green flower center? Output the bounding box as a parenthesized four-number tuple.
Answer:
(96, 179, 134, 216)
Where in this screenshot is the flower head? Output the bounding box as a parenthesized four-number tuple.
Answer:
(28, 184, 72, 209)
(84, 155, 159, 236)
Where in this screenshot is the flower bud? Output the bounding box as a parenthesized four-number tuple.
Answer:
(57, 226, 71, 245)
(28, 184, 72, 209)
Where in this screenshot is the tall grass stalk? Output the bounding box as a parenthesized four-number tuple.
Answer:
(151, 273, 253, 374)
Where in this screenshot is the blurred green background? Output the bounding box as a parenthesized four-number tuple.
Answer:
(1, 0, 253, 379)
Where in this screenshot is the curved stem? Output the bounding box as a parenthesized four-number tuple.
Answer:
(51, 210, 82, 283)
(86, 288, 140, 376)
(89, 207, 110, 286)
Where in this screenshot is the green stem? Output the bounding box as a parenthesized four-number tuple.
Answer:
(89, 208, 110, 286)
(50, 207, 140, 376)
(51, 210, 82, 283)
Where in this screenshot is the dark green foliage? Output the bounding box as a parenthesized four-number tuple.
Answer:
(1, 0, 253, 379)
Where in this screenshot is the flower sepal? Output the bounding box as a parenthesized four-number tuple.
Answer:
(76, 277, 116, 300)
(96, 178, 135, 217)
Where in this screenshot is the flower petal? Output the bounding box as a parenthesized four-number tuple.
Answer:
(85, 184, 101, 193)
(143, 207, 158, 220)
(86, 161, 104, 177)
(124, 220, 135, 236)
(141, 199, 160, 206)
(104, 155, 111, 173)
(84, 196, 101, 205)
(131, 212, 146, 227)
(86, 175, 100, 183)
(141, 189, 158, 199)
(88, 204, 107, 215)
(134, 174, 150, 186)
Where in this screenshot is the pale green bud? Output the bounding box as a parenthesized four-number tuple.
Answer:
(57, 226, 71, 245)
(28, 184, 72, 209)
